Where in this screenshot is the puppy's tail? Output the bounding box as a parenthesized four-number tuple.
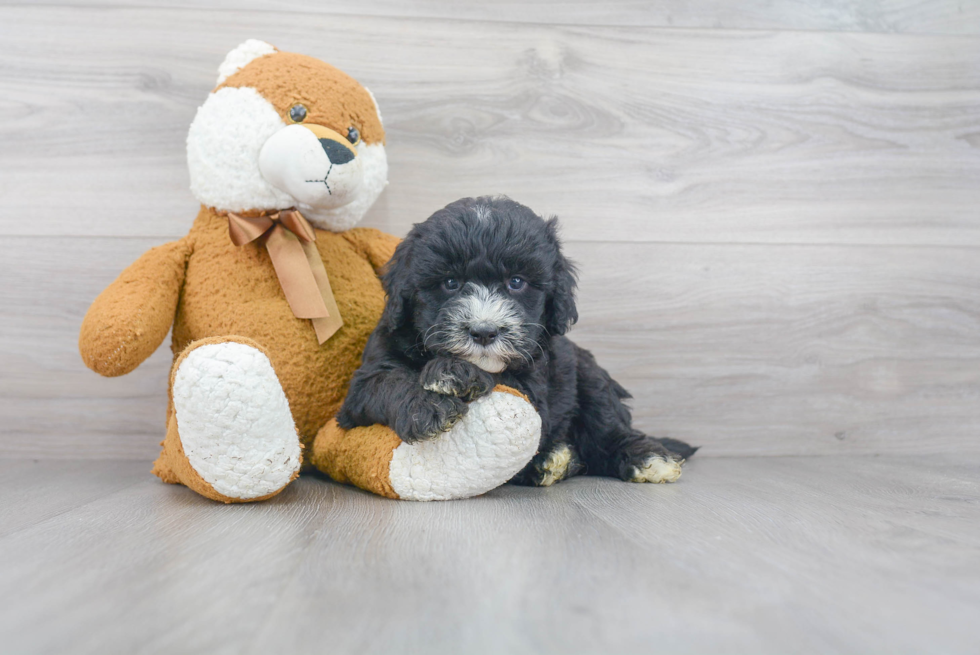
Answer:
(655, 437, 699, 461)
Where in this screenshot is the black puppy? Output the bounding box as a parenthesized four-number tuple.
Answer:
(337, 196, 696, 486)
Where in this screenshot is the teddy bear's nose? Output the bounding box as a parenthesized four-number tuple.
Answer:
(319, 138, 355, 165)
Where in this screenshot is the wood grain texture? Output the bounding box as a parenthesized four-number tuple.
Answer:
(0, 459, 148, 538)
(0, 237, 173, 459)
(1, 4, 978, 459)
(8, 0, 980, 35)
(1, 455, 978, 654)
(3, 236, 978, 459)
(1, 7, 979, 245)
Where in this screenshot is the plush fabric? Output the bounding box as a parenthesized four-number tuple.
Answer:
(219, 52, 385, 147)
(311, 385, 539, 501)
(152, 336, 301, 504)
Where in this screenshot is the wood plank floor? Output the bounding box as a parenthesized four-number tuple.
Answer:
(1, 455, 978, 654)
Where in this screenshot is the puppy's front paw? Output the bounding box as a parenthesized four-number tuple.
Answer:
(394, 391, 469, 443)
(420, 357, 494, 402)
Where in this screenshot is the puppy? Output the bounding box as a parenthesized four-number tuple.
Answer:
(337, 196, 696, 486)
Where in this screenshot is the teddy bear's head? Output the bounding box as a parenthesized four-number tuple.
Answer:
(187, 40, 387, 231)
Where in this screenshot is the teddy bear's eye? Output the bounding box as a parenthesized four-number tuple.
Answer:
(289, 104, 307, 123)
(346, 126, 360, 145)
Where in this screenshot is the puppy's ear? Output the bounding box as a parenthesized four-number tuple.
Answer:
(544, 217, 578, 336)
(380, 237, 414, 333)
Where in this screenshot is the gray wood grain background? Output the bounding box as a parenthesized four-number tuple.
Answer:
(1, 2, 978, 459)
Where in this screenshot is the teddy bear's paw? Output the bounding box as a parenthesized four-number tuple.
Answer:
(172, 341, 302, 501)
(387, 387, 541, 501)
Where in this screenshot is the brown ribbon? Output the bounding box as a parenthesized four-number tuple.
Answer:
(225, 208, 343, 344)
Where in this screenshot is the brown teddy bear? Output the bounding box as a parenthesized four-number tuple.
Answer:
(79, 41, 540, 503)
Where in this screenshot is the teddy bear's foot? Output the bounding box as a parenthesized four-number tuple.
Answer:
(156, 337, 302, 503)
(312, 386, 541, 501)
(388, 386, 541, 500)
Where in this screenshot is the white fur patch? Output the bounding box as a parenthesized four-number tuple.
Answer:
(187, 86, 292, 212)
(630, 456, 683, 484)
(537, 444, 573, 487)
(389, 390, 541, 501)
(465, 354, 507, 374)
(422, 373, 458, 396)
(172, 342, 302, 500)
(473, 203, 492, 222)
(216, 39, 277, 86)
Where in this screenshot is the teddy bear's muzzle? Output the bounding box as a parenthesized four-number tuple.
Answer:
(258, 123, 364, 210)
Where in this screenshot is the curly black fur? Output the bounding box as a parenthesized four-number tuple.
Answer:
(337, 196, 697, 485)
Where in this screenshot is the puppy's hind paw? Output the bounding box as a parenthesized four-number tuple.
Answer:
(523, 443, 584, 487)
(629, 455, 683, 484)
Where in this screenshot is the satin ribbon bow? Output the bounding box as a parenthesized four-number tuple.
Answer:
(225, 208, 343, 344)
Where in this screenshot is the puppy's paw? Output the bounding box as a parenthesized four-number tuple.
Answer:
(517, 443, 584, 487)
(394, 391, 469, 443)
(629, 455, 683, 484)
(615, 438, 685, 483)
(420, 357, 494, 402)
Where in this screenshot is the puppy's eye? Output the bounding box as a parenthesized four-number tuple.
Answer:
(507, 276, 526, 291)
(346, 126, 361, 145)
(442, 278, 460, 291)
(288, 104, 307, 123)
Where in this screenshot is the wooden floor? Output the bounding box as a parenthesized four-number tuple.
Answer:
(1, 455, 978, 654)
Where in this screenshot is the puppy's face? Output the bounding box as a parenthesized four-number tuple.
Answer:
(383, 197, 578, 372)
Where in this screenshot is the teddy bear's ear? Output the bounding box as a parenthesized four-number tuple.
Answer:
(215, 39, 278, 86)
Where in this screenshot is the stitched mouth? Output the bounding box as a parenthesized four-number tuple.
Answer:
(305, 163, 333, 195)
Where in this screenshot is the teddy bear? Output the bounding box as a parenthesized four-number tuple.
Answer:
(78, 41, 541, 503)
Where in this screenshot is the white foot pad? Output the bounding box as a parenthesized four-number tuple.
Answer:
(389, 390, 541, 501)
(630, 456, 683, 484)
(172, 342, 302, 500)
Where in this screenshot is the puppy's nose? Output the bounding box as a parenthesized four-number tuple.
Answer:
(319, 138, 355, 165)
(469, 324, 498, 346)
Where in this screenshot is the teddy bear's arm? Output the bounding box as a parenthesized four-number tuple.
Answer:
(341, 227, 402, 273)
(79, 238, 192, 377)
